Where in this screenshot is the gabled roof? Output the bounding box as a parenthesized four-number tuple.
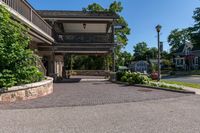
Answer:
(175, 44, 185, 53)
(130, 60, 149, 65)
(174, 42, 200, 55)
(37, 10, 119, 19)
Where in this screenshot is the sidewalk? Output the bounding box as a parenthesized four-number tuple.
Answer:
(183, 87, 200, 95)
(158, 81, 200, 95)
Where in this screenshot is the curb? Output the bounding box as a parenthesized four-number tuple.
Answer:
(112, 81, 195, 94)
(133, 84, 195, 94)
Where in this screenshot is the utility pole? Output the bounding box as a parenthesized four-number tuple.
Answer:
(156, 25, 162, 81)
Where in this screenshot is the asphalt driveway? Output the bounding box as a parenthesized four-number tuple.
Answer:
(0, 81, 199, 133)
(0, 81, 191, 110)
(163, 75, 200, 84)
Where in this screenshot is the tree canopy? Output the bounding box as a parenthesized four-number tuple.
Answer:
(116, 51, 133, 67)
(191, 7, 200, 47)
(168, 28, 192, 53)
(133, 42, 171, 61)
(133, 42, 149, 60)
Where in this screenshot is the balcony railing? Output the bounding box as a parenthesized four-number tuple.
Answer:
(55, 33, 113, 43)
(1, 0, 52, 37)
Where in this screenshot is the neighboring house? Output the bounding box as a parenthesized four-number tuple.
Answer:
(174, 42, 200, 71)
(0, 0, 119, 78)
(129, 61, 149, 73)
(148, 59, 164, 69)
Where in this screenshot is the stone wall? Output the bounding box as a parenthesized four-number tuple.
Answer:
(0, 77, 53, 103)
(71, 70, 110, 76)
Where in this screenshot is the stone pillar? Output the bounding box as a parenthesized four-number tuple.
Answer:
(54, 54, 64, 77)
(112, 50, 116, 72)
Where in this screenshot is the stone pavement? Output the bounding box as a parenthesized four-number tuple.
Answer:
(0, 81, 191, 110)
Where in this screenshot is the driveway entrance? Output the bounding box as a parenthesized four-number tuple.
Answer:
(0, 81, 191, 110)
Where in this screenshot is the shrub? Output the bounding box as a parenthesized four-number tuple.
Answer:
(149, 81, 182, 91)
(116, 71, 125, 81)
(0, 5, 43, 88)
(120, 72, 150, 85)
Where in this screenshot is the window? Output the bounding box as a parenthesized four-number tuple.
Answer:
(195, 57, 199, 65)
(181, 59, 183, 65)
(177, 59, 184, 65)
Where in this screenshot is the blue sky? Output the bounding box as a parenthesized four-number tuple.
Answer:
(28, 0, 199, 53)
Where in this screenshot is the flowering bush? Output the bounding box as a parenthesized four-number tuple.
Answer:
(120, 71, 150, 85)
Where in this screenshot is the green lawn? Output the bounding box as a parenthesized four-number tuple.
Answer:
(161, 80, 200, 89)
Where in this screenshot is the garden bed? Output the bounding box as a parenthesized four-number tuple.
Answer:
(113, 81, 195, 94)
(114, 71, 195, 94)
(0, 77, 53, 103)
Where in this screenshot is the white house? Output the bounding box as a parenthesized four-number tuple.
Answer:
(129, 61, 149, 73)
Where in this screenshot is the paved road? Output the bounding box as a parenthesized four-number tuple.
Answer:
(163, 75, 200, 84)
(0, 81, 199, 133)
(0, 95, 200, 133)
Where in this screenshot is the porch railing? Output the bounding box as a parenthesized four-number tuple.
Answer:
(1, 0, 52, 37)
(55, 33, 113, 43)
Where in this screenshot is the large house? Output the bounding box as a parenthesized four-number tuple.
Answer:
(0, 0, 120, 78)
(174, 42, 200, 71)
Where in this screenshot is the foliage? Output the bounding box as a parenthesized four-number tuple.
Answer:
(162, 59, 173, 68)
(133, 42, 149, 60)
(161, 51, 172, 60)
(133, 41, 172, 62)
(149, 81, 183, 91)
(65, 55, 106, 70)
(168, 28, 192, 53)
(120, 71, 150, 85)
(116, 71, 125, 81)
(149, 63, 158, 73)
(191, 8, 200, 46)
(146, 47, 158, 60)
(116, 51, 133, 66)
(0, 5, 43, 88)
(161, 80, 200, 89)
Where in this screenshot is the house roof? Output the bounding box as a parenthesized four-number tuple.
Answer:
(37, 10, 119, 19)
(192, 44, 200, 51)
(174, 44, 185, 53)
(175, 43, 200, 56)
(130, 60, 149, 65)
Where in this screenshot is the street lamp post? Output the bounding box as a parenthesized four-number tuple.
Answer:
(156, 25, 162, 81)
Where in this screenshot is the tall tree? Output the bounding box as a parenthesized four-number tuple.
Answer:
(133, 42, 149, 60)
(191, 7, 200, 47)
(168, 28, 192, 52)
(146, 47, 158, 59)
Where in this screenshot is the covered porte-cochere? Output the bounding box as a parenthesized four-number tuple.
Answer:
(36, 10, 119, 78)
